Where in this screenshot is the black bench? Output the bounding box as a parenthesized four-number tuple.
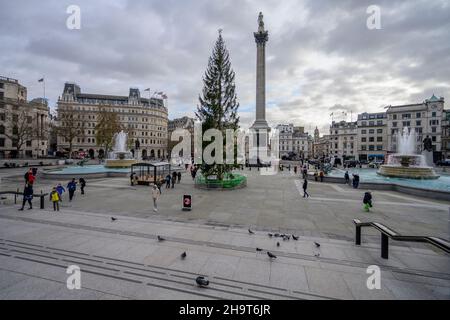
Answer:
(353, 219, 450, 259)
(0, 190, 49, 209)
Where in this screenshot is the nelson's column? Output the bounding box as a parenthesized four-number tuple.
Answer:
(250, 12, 270, 165)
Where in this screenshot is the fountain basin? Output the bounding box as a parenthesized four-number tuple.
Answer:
(377, 165, 439, 179)
(104, 159, 137, 168)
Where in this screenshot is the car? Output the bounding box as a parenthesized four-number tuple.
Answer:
(437, 159, 450, 166)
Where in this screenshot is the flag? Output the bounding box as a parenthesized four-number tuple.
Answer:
(38, 78, 44, 82)
(157, 91, 164, 95)
(144, 88, 150, 91)
(161, 94, 168, 99)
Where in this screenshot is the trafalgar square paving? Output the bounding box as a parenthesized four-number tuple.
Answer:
(0, 166, 449, 299)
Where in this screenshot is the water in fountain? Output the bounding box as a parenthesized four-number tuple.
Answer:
(386, 127, 426, 167)
(109, 130, 132, 160)
(379, 127, 438, 179)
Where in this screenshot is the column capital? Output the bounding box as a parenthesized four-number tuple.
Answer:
(254, 31, 268, 45)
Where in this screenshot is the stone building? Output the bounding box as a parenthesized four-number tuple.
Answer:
(386, 94, 445, 162)
(329, 120, 357, 164)
(356, 112, 388, 162)
(276, 124, 311, 159)
(167, 116, 195, 159)
(440, 109, 450, 160)
(0, 76, 49, 159)
(56, 83, 168, 159)
(312, 127, 330, 159)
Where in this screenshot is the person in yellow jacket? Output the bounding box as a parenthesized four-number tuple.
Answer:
(49, 187, 61, 211)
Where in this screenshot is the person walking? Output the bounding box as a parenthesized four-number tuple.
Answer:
(79, 178, 86, 195)
(302, 178, 310, 198)
(363, 191, 373, 212)
(49, 187, 61, 211)
(165, 174, 171, 189)
(56, 183, 65, 201)
(67, 178, 77, 202)
(172, 171, 177, 188)
(352, 174, 360, 189)
(319, 170, 324, 182)
(151, 183, 160, 212)
(344, 171, 350, 184)
(177, 171, 181, 184)
(19, 182, 33, 211)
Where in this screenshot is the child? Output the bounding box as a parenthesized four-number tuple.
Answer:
(49, 187, 61, 211)
(363, 191, 373, 212)
(56, 183, 65, 201)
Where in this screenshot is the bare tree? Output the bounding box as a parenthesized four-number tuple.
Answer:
(3, 107, 37, 158)
(95, 107, 122, 156)
(54, 106, 85, 158)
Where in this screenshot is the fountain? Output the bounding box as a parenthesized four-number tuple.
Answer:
(377, 127, 439, 179)
(104, 131, 138, 168)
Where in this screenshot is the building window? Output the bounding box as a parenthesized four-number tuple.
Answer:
(432, 136, 436, 142)
(376, 145, 383, 151)
(377, 137, 383, 142)
(0, 125, 4, 134)
(432, 127, 436, 133)
(416, 120, 421, 126)
(377, 129, 382, 134)
(402, 121, 410, 127)
(0, 138, 4, 147)
(377, 120, 383, 125)
(369, 137, 374, 142)
(402, 114, 411, 119)
(361, 130, 367, 134)
(361, 145, 367, 151)
(369, 129, 375, 134)
(26, 140, 32, 147)
(369, 121, 374, 126)
(432, 111, 436, 117)
(416, 112, 421, 118)
(369, 145, 375, 151)
(392, 122, 397, 127)
(392, 114, 397, 120)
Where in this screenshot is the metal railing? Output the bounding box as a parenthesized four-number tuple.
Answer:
(353, 219, 450, 259)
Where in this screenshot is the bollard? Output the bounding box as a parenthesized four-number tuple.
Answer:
(355, 225, 361, 245)
(381, 233, 389, 259)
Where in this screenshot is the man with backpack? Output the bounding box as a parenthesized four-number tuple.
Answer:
(67, 178, 77, 202)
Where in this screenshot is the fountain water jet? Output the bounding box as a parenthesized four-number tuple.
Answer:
(104, 130, 138, 168)
(377, 127, 438, 179)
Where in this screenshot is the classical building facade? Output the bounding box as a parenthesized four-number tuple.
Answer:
(312, 127, 330, 159)
(276, 124, 311, 159)
(167, 116, 195, 159)
(329, 120, 357, 163)
(56, 83, 168, 159)
(356, 112, 388, 162)
(440, 109, 450, 160)
(386, 94, 445, 162)
(0, 76, 49, 159)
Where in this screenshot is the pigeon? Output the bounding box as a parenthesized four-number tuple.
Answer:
(292, 235, 299, 241)
(267, 251, 277, 259)
(248, 228, 255, 234)
(181, 252, 187, 259)
(277, 242, 280, 247)
(111, 217, 117, 222)
(268, 233, 273, 237)
(282, 236, 288, 241)
(256, 247, 263, 252)
(274, 233, 280, 237)
(314, 253, 320, 257)
(314, 242, 321, 248)
(157, 236, 165, 242)
(195, 276, 209, 287)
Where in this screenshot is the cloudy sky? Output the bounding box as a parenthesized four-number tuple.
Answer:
(1, 0, 449, 134)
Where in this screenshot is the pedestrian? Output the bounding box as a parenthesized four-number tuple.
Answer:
(172, 171, 177, 188)
(165, 174, 171, 189)
(67, 178, 77, 201)
(49, 187, 60, 211)
(79, 178, 86, 195)
(352, 174, 360, 189)
(363, 191, 373, 212)
(344, 171, 350, 184)
(314, 171, 318, 182)
(319, 170, 324, 182)
(151, 183, 161, 212)
(294, 166, 298, 174)
(19, 182, 33, 211)
(302, 178, 310, 198)
(56, 183, 65, 201)
(177, 171, 181, 183)
(24, 168, 32, 184)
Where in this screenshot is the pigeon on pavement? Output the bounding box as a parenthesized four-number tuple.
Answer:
(195, 276, 209, 287)
(111, 217, 117, 222)
(181, 252, 187, 259)
(267, 251, 277, 259)
(157, 236, 165, 242)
